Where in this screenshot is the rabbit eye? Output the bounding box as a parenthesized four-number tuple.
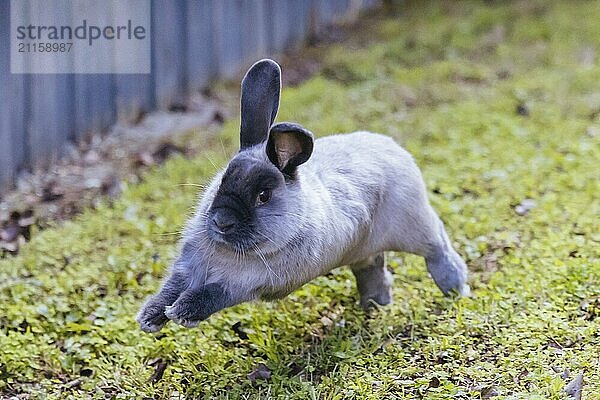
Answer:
(257, 189, 272, 205)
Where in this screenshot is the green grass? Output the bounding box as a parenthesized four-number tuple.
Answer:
(2, 1, 599, 398)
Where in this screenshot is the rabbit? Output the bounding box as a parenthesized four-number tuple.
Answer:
(137, 59, 470, 333)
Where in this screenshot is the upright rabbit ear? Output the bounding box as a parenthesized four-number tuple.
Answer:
(240, 59, 281, 150)
(266, 122, 314, 176)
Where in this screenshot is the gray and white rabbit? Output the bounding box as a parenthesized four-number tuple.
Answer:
(137, 59, 469, 332)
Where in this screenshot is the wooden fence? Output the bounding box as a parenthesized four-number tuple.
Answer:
(0, 0, 378, 193)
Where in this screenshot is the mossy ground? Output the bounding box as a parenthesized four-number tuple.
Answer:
(1, 1, 599, 398)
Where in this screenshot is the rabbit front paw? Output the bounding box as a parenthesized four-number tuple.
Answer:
(164, 283, 230, 329)
(164, 303, 202, 328)
(137, 295, 170, 333)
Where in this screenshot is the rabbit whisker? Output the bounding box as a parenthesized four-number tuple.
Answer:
(203, 153, 220, 172)
(156, 230, 185, 236)
(235, 243, 243, 264)
(219, 137, 231, 160)
(255, 231, 279, 248)
(252, 243, 280, 286)
(177, 183, 207, 188)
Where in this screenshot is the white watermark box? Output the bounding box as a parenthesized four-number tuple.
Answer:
(10, 0, 151, 74)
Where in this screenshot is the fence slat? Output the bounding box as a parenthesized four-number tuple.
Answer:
(287, 0, 310, 46)
(319, 0, 350, 24)
(0, 76, 14, 190)
(2, 0, 28, 191)
(212, 0, 244, 79)
(115, 74, 155, 125)
(114, 1, 155, 123)
(186, 1, 215, 92)
(267, 0, 291, 52)
(27, 2, 74, 170)
(72, 2, 115, 140)
(152, 0, 187, 109)
(241, 0, 268, 64)
(73, 75, 114, 141)
(0, 0, 15, 191)
(28, 74, 74, 170)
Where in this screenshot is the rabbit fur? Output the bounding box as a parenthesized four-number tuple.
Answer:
(137, 59, 470, 332)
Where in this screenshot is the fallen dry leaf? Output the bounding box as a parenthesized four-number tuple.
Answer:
(247, 363, 271, 383)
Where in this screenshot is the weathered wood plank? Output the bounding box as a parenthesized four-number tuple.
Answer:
(72, 2, 115, 141)
(152, 0, 187, 109)
(213, 0, 244, 78)
(267, 0, 292, 52)
(0, 0, 15, 192)
(27, 2, 74, 170)
(241, 0, 269, 63)
(114, 1, 155, 123)
(186, 1, 215, 92)
(2, 0, 29, 191)
(286, 0, 310, 46)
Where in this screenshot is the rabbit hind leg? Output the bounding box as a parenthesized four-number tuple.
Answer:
(350, 253, 393, 310)
(423, 214, 470, 297)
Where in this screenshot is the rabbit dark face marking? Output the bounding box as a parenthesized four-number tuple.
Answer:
(207, 154, 285, 250)
(205, 60, 315, 253)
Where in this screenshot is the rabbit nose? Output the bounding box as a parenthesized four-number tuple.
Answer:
(212, 214, 236, 234)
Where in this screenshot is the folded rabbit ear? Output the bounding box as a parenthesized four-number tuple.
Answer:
(240, 59, 281, 150)
(267, 122, 314, 176)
